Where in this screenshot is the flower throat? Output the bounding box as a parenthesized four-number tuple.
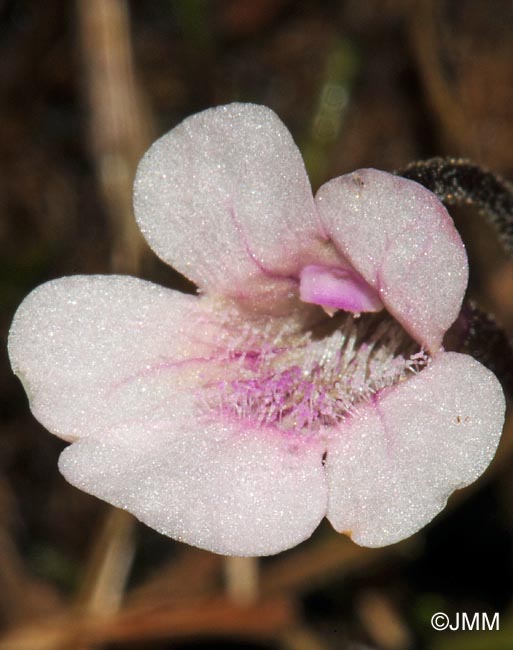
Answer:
(208, 311, 429, 434)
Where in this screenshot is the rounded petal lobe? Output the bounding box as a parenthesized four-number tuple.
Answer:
(8, 275, 218, 440)
(59, 421, 327, 556)
(326, 352, 505, 547)
(316, 170, 468, 350)
(134, 103, 327, 310)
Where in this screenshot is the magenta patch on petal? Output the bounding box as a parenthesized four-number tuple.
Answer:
(299, 264, 384, 314)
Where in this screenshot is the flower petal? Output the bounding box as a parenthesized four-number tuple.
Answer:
(315, 170, 468, 351)
(326, 352, 505, 547)
(133, 103, 329, 311)
(59, 421, 327, 556)
(8, 275, 219, 440)
(10, 274, 328, 554)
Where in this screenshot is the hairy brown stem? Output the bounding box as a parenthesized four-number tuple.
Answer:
(397, 157, 513, 256)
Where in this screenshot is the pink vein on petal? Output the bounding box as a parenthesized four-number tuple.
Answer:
(227, 204, 298, 283)
(107, 355, 218, 397)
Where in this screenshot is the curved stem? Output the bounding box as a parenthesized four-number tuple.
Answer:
(397, 157, 513, 257)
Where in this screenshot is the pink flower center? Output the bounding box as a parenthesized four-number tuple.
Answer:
(206, 312, 428, 434)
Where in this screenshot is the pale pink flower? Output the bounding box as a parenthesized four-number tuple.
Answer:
(8, 104, 505, 556)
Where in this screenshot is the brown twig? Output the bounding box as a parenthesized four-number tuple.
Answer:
(0, 596, 295, 649)
(77, 0, 153, 275)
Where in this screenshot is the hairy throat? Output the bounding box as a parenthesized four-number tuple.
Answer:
(204, 311, 428, 434)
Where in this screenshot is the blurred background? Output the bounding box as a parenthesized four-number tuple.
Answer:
(1, 1, 513, 649)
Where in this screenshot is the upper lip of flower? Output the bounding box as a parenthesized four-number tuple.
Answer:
(8, 102, 506, 557)
(133, 104, 469, 355)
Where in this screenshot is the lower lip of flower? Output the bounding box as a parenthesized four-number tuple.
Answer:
(204, 311, 429, 434)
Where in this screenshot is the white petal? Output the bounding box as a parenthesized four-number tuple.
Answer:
(59, 421, 327, 556)
(316, 170, 468, 351)
(8, 275, 217, 440)
(326, 352, 505, 547)
(134, 103, 328, 311)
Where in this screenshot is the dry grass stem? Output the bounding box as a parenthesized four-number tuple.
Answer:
(224, 556, 260, 606)
(77, 0, 153, 275)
